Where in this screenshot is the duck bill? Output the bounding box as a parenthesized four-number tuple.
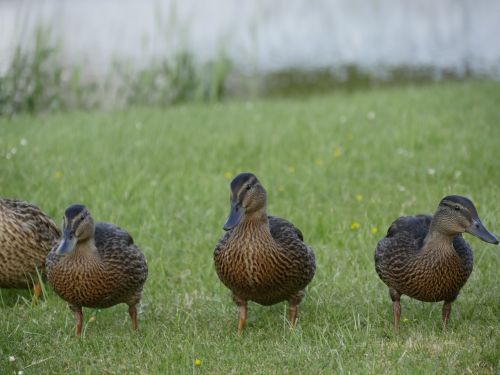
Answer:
(56, 228, 77, 255)
(466, 219, 499, 244)
(223, 203, 245, 231)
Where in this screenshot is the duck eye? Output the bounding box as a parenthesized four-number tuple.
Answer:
(246, 184, 252, 191)
(454, 205, 460, 211)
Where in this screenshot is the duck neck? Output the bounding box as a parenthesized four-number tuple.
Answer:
(73, 238, 99, 259)
(423, 214, 457, 253)
(233, 208, 270, 236)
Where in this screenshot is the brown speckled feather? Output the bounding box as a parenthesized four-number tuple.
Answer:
(214, 215, 316, 306)
(0, 198, 60, 288)
(375, 214, 473, 302)
(46, 221, 147, 309)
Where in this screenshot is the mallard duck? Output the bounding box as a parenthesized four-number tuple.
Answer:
(0, 198, 60, 302)
(375, 195, 498, 330)
(214, 173, 316, 334)
(46, 204, 148, 336)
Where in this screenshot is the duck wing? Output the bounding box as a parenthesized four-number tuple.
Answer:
(384, 214, 431, 249)
(268, 215, 304, 243)
(375, 214, 432, 276)
(94, 222, 134, 247)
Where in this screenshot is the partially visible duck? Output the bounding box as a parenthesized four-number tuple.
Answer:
(375, 195, 498, 329)
(0, 198, 60, 302)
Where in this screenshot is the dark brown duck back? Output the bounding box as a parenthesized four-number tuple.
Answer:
(215, 215, 316, 306)
(46, 222, 147, 309)
(0, 198, 60, 289)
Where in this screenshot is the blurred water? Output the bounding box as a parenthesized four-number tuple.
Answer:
(1, 0, 499, 77)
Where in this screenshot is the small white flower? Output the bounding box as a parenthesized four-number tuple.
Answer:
(397, 184, 406, 192)
(9, 355, 16, 362)
(396, 148, 414, 159)
(6, 153, 11, 160)
(20, 138, 28, 146)
(11, 147, 17, 155)
(454, 170, 462, 179)
(367, 111, 376, 120)
(18, 371, 24, 375)
(427, 168, 436, 176)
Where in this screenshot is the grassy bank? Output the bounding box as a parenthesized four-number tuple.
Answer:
(0, 81, 499, 374)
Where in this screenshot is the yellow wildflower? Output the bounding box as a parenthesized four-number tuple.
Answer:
(54, 170, 62, 179)
(355, 194, 363, 202)
(350, 221, 360, 230)
(371, 226, 378, 234)
(333, 148, 343, 158)
(195, 359, 202, 366)
(223, 172, 233, 180)
(315, 159, 323, 166)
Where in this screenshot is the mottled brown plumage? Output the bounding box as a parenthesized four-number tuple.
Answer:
(0, 198, 60, 299)
(375, 195, 498, 330)
(46, 204, 148, 336)
(214, 173, 316, 334)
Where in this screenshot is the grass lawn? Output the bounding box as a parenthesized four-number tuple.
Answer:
(0, 81, 499, 374)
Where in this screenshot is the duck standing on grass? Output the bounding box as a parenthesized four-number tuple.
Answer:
(46, 204, 148, 336)
(0, 198, 60, 304)
(375, 195, 498, 330)
(214, 173, 316, 334)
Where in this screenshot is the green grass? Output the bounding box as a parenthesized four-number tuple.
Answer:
(0, 81, 499, 374)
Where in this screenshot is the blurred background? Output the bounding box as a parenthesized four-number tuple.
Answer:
(1, 0, 499, 115)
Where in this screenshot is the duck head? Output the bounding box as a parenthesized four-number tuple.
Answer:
(223, 173, 267, 231)
(435, 195, 498, 244)
(56, 204, 95, 255)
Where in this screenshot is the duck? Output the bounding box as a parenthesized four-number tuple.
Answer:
(214, 173, 316, 334)
(0, 198, 60, 303)
(46, 204, 148, 336)
(375, 195, 498, 330)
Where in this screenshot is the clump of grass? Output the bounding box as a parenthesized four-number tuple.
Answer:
(2, 24, 481, 117)
(0, 24, 232, 115)
(116, 50, 231, 107)
(0, 26, 97, 117)
(0, 26, 61, 116)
